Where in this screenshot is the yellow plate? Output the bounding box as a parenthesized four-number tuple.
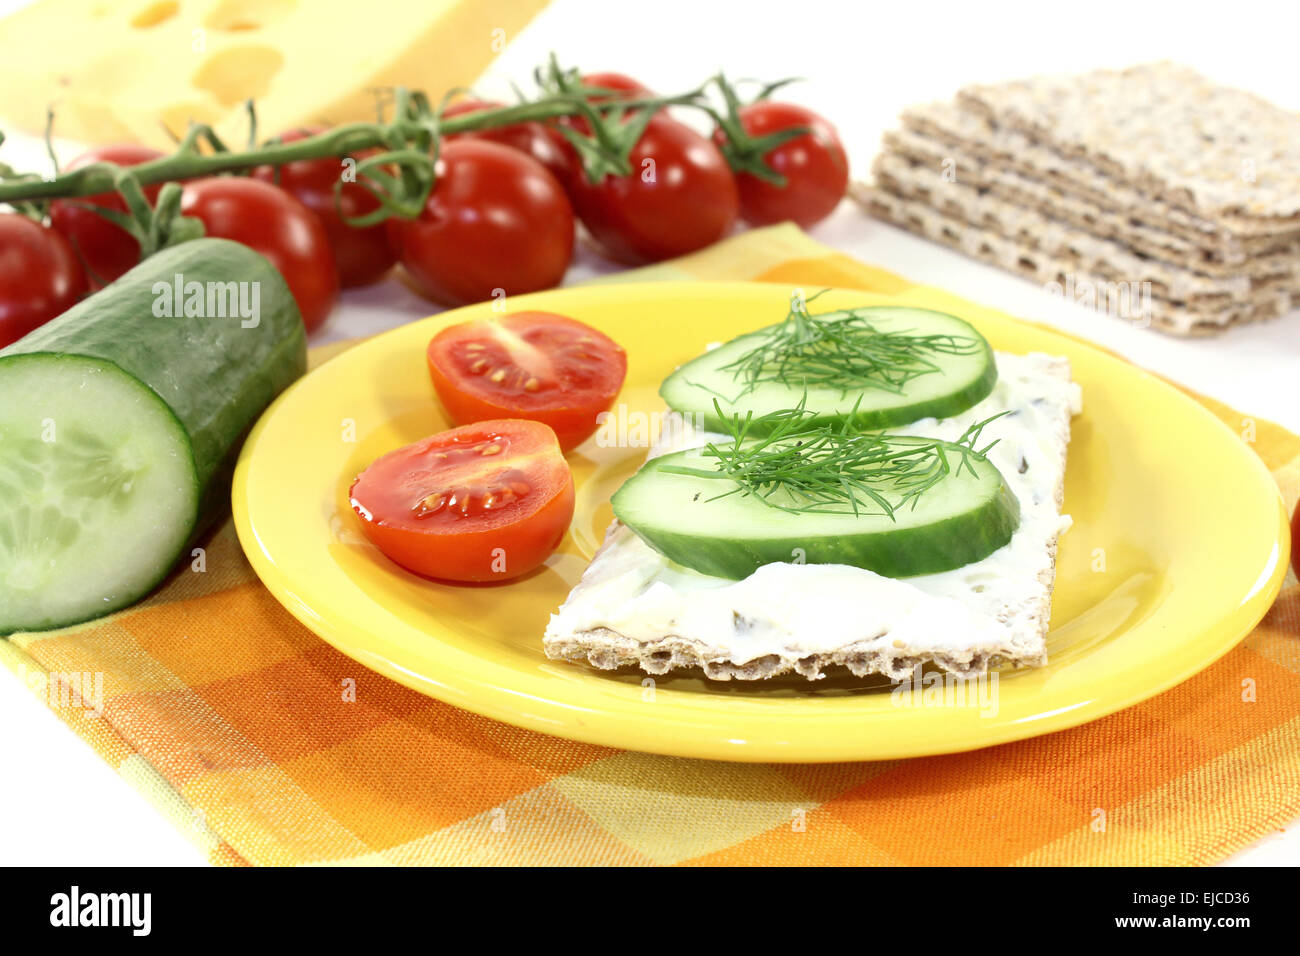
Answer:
(232, 282, 1290, 762)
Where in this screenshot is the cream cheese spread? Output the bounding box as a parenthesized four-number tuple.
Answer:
(545, 352, 1080, 670)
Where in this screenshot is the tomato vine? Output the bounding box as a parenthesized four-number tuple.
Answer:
(0, 56, 807, 262)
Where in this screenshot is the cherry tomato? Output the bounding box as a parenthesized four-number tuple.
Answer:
(48, 144, 165, 288)
(580, 72, 655, 103)
(1291, 502, 1299, 579)
(546, 72, 660, 181)
(387, 139, 574, 308)
(349, 418, 574, 582)
(557, 73, 655, 135)
(181, 177, 339, 333)
(718, 102, 849, 228)
(569, 115, 738, 265)
(427, 311, 627, 451)
(0, 213, 88, 347)
(252, 127, 396, 288)
(442, 99, 574, 184)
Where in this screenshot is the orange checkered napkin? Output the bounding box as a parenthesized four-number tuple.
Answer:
(3, 224, 1297, 866)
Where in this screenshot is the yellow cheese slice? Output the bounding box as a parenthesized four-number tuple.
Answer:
(0, 0, 549, 149)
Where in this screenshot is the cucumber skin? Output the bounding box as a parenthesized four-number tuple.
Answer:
(1, 238, 307, 533)
(612, 452, 1021, 580)
(660, 308, 998, 433)
(680, 358, 997, 434)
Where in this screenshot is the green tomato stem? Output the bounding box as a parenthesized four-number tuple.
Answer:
(0, 93, 702, 204)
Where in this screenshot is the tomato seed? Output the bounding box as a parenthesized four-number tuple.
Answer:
(415, 492, 448, 516)
(483, 486, 518, 510)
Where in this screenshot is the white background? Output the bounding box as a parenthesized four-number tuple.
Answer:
(0, 0, 1297, 865)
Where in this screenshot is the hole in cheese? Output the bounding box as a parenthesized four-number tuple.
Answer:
(130, 0, 179, 28)
(204, 0, 297, 32)
(192, 46, 285, 108)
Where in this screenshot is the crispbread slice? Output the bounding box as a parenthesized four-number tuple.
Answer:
(901, 99, 1300, 254)
(543, 352, 1077, 682)
(869, 151, 1300, 307)
(856, 185, 1285, 335)
(882, 127, 1300, 274)
(957, 62, 1300, 226)
(861, 65, 1300, 335)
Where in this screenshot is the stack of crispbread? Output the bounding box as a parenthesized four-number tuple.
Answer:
(855, 63, 1300, 335)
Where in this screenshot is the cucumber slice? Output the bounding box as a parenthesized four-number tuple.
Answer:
(0, 237, 307, 633)
(0, 355, 197, 631)
(611, 438, 1020, 580)
(660, 306, 996, 433)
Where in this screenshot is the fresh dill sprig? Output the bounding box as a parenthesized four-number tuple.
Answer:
(720, 294, 984, 398)
(659, 399, 1009, 520)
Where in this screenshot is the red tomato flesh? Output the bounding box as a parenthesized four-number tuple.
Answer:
(252, 127, 397, 288)
(442, 99, 574, 184)
(721, 101, 849, 228)
(388, 140, 574, 308)
(427, 311, 627, 451)
(181, 177, 339, 333)
(580, 72, 655, 100)
(569, 115, 738, 265)
(544, 72, 662, 191)
(0, 213, 88, 347)
(48, 144, 165, 288)
(349, 419, 574, 582)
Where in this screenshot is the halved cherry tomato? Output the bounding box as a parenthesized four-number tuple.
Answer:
(427, 311, 626, 451)
(568, 115, 738, 265)
(181, 177, 339, 332)
(252, 127, 397, 288)
(0, 213, 88, 347)
(349, 419, 574, 582)
(387, 140, 574, 308)
(442, 99, 574, 184)
(48, 144, 165, 288)
(717, 101, 849, 228)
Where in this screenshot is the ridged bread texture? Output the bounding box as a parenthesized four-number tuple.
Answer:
(860, 63, 1300, 336)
